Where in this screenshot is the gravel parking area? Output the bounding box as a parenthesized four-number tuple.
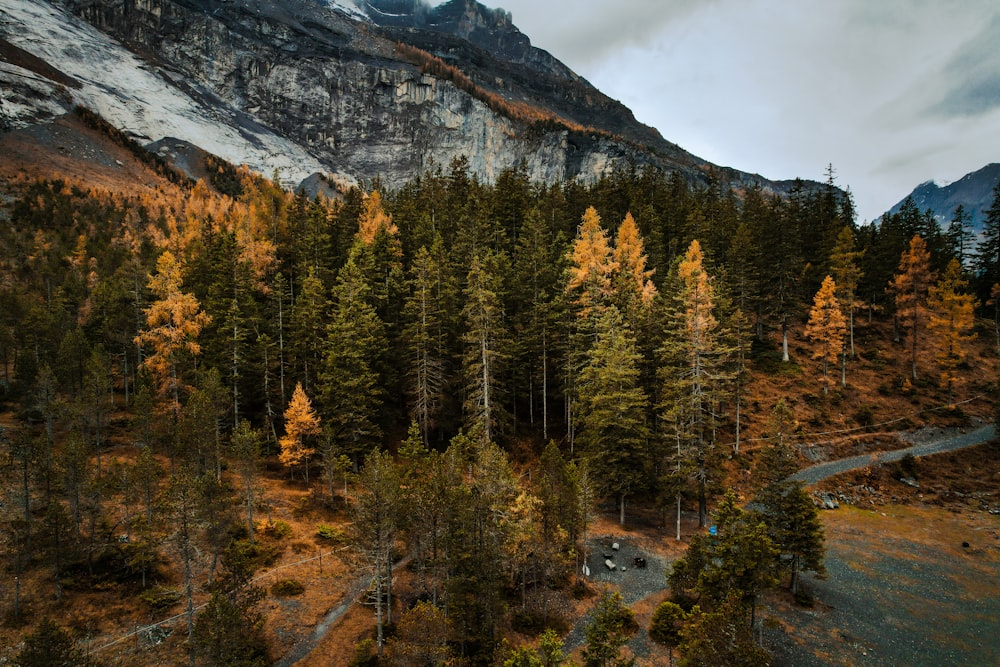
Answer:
(762, 507, 1000, 666)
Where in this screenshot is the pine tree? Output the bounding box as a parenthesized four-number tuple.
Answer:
(279, 382, 320, 480)
(975, 182, 1000, 298)
(753, 403, 824, 596)
(289, 267, 329, 392)
(581, 591, 636, 667)
(928, 259, 976, 406)
(576, 307, 651, 526)
(13, 619, 84, 667)
(804, 276, 847, 394)
(354, 449, 400, 656)
(461, 251, 510, 443)
(320, 254, 385, 464)
(401, 244, 450, 444)
(946, 204, 972, 267)
(230, 419, 263, 543)
(891, 235, 935, 381)
(678, 593, 771, 667)
(829, 226, 863, 357)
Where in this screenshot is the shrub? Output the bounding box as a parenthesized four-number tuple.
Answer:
(263, 520, 292, 540)
(853, 405, 875, 429)
(271, 579, 305, 597)
(138, 586, 182, 611)
(315, 523, 343, 541)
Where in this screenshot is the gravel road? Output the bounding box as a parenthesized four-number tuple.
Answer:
(788, 425, 996, 486)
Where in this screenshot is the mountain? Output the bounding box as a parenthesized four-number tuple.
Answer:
(0, 0, 802, 194)
(887, 163, 1000, 232)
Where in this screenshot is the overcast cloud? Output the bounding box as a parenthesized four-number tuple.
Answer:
(436, 0, 1000, 222)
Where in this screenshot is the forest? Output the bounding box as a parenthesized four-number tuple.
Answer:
(1, 127, 999, 666)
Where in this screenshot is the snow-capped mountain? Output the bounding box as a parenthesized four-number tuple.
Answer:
(887, 163, 1000, 232)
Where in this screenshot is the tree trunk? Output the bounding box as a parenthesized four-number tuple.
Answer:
(676, 492, 682, 541)
(619, 493, 626, 526)
(781, 319, 790, 362)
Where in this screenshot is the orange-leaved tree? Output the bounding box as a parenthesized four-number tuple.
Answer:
(928, 259, 976, 406)
(280, 381, 320, 481)
(804, 275, 847, 394)
(612, 211, 657, 314)
(566, 206, 616, 318)
(135, 250, 211, 419)
(890, 235, 934, 381)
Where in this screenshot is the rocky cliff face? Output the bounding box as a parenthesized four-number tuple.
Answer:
(3, 0, 785, 193)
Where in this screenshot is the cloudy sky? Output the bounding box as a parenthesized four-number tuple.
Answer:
(453, 0, 1000, 223)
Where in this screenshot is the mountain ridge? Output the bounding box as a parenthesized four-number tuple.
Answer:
(2, 0, 814, 196)
(887, 163, 1000, 231)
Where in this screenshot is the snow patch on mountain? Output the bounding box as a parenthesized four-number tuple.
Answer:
(0, 0, 332, 187)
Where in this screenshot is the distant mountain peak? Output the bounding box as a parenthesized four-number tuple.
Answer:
(888, 163, 1000, 230)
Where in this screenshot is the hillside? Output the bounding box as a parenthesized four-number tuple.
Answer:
(0, 126, 998, 663)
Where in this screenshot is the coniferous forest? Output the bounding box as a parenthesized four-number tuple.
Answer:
(2, 135, 999, 666)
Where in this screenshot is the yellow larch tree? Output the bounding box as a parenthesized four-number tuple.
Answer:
(357, 190, 399, 245)
(804, 275, 847, 395)
(280, 381, 321, 481)
(613, 211, 657, 311)
(135, 250, 211, 417)
(928, 259, 976, 406)
(566, 206, 616, 317)
(890, 235, 935, 381)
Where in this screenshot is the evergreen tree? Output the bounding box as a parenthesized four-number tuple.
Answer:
(401, 244, 450, 444)
(928, 259, 976, 405)
(354, 449, 400, 656)
(13, 619, 84, 667)
(974, 182, 1000, 298)
(649, 600, 686, 665)
(289, 267, 329, 392)
(890, 235, 935, 381)
(230, 420, 263, 543)
(577, 307, 651, 526)
(461, 251, 511, 443)
(582, 591, 636, 667)
(193, 540, 268, 667)
(678, 593, 770, 667)
(828, 226, 864, 357)
(946, 204, 972, 267)
(320, 254, 385, 463)
(804, 276, 847, 393)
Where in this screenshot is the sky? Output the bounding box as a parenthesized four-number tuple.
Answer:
(440, 0, 1000, 223)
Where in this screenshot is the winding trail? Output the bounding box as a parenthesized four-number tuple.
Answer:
(788, 424, 996, 486)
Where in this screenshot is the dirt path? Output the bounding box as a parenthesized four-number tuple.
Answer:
(789, 424, 996, 486)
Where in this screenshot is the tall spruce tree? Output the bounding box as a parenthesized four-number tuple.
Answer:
(577, 307, 651, 526)
(461, 251, 510, 443)
(320, 252, 386, 464)
(975, 182, 1000, 299)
